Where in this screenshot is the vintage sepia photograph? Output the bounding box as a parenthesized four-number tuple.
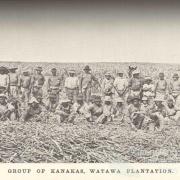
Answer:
(0, 62, 180, 163)
(1, 3, 180, 180)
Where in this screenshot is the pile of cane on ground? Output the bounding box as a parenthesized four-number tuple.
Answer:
(0, 114, 180, 163)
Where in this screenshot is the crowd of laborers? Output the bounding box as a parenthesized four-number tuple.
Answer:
(1, 64, 180, 131)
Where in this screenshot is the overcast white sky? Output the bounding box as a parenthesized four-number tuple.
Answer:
(0, 2, 180, 64)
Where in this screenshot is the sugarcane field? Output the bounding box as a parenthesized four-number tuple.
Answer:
(1, 61, 180, 163)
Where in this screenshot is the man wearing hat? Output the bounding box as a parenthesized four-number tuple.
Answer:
(47, 68, 62, 106)
(97, 96, 114, 124)
(149, 96, 166, 130)
(0, 66, 10, 95)
(55, 97, 72, 122)
(0, 94, 10, 120)
(22, 97, 42, 121)
(36, 95, 47, 112)
(113, 71, 128, 98)
(154, 72, 168, 100)
(64, 69, 79, 103)
(70, 94, 89, 122)
(86, 95, 103, 122)
(141, 96, 152, 116)
(8, 67, 19, 97)
(127, 95, 148, 130)
(46, 93, 59, 112)
(79, 65, 100, 103)
(31, 67, 45, 98)
(128, 65, 137, 78)
(18, 70, 31, 104)
(164, 97, 180, 126)
(101, 72, 114, 97)
(169, 73, 180, 108)
(128, 69, 143, 101)
(142, 76, 155, 103)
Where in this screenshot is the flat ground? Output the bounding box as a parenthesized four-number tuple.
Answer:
(0, 115, 180, 163)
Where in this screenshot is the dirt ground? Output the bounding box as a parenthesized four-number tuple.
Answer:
(1, 115, 180, 163)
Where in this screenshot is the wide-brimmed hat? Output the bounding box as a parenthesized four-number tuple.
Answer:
(9, 67, 18, 71)
(36, 95, 43, 99)
(35, 67, 43, 71)
(105, 72, 111, 76)
(142, 96, 148, 101)
(129, 65, 137, 69)
(154, 97, 164, 102)
(22, 69, 29, 73)
(91, 95, 101, 102)
(104, 96, 112, 102)
(0, 66, 9, 74)
(145, 76, 152, 81)
(0, 94, 7, 99)
(83, 65, 91, 71)
(117, 71, 123, 74)
(132, 70, 140, 75)
(48, 93, 57, 99)
(69, 69, 75, 74)
(60, 98, 71, 104)
(116, 97, 124, 103)
(28, 97, 39, 104)
(130, 95, 141, 102)
(173, 73, 179, 78)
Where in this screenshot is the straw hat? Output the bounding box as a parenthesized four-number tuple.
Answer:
(9, 67, 18, 71)
(28, 97, 39, 104)
(132, 70, 140, 75)
(91, 95, 101, 102)
(173, 73, 179, 78)
(69, 69, 75, 74)
(0, 94, 7, 99)
(154, 97, 164, 102)
(60, 98, 71, 104)
(104, 96, 112, 102)
(116, 97, 124, 103)
(145, 76, 152, 81)
(35, 67, 43, 71)
(130, 95, 140, 102)
(142, 96, 148, 101)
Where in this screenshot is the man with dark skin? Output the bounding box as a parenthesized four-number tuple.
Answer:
(101, 72, 114, 97)
(154, 72, 168, 100)
(0, 66, 9, 94)
(79, 65, 100, 103)
(31, 67, 45, 98)
(127, 96, 146, 130)
(128, 70, 143, 104)
(64, 69, 79, 103)
(18, 71, 31, 104)
(9, 67, 19, 97)
(47, 68, 62, 106)
(169, 73, 180, 108)
(22, 97, 42, 122)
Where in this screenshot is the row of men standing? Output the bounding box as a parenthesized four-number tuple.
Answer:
(0, 65, 100, 106)
(1, 65, 180, 107)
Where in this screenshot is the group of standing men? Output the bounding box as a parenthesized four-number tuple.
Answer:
(0, 64, 180, 131)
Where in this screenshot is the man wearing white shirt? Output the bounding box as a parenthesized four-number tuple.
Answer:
(113, 71, 128, 99)
(64, 69, 79, 103)
(0, 66, 10, 94)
